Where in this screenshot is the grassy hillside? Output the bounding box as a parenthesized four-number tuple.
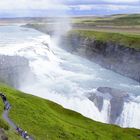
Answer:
(94, 14, 140, 26)
(0, 84, 140, 140)
(73, 14, 140, 26)
(68, 30, 140, 50)
(72, 14, 140, 35)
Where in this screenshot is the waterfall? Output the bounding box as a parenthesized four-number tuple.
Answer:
(116, 101, 140, 128)
(0, 25, 140, 129)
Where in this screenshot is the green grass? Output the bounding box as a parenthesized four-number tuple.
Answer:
(0, 84, 140, 140)
(95, 14, 140, 26)
(68, 30, 140, 50)
(73, 14, 140, 26)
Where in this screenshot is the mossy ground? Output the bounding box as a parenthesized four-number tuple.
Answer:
(0, 84, 140, 140)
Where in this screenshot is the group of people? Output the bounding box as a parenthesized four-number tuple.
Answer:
(16, 126, 29, 139)
(0, 92, 11, 110)
(0, 92, 30, 140)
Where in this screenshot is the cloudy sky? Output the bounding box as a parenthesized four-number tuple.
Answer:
(0, 0, 140, 17)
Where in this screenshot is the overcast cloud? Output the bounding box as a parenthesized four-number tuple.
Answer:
(0, 0, 139, 17)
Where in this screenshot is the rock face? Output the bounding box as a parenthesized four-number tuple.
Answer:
(0, 55, 32, 88)
(87, 87, 130, 124)
(61, 34, 140, 82)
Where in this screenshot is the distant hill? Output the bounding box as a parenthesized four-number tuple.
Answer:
(71, 14, 140, 34)
(72, 14, 140, 26)
(95, 14, 140, 26)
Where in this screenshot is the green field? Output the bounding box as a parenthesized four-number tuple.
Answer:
(72, 14, 140, 35)
(72, 14, 140, 26)
(0, 84, 140, 140)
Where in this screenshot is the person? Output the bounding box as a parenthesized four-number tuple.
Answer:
(2, 95, 7, 103)
(16, 126, 23, 135)
(22, 131, 29, 139)
(0, 93, 7, 103)
(2, 97, 11, 110)
(6, 101, 11, 110)
(24, 131, 29, 139)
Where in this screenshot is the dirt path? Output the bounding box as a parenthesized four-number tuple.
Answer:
(2, 110, 17, 130)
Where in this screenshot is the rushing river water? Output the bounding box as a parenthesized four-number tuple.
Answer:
(0, 25, 140, 128)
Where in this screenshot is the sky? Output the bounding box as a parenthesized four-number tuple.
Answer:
(0, 0, 140, 18)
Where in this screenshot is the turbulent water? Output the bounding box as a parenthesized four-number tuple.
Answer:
(0, 25, 140, 128)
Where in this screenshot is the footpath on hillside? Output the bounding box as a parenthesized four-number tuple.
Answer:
(0, 93, 34, 140)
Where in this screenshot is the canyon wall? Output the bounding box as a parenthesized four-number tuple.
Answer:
(61, 34, 140, 82)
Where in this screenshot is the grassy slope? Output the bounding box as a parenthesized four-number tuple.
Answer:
(73, 14, 140, 26)
(68, 30, 140, 50)
(72, 14, 140, 35)
(0, 84, 140, 140)
(94, 14, 140, 26)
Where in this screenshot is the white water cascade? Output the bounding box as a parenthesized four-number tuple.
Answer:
(0, 25, 140, 129)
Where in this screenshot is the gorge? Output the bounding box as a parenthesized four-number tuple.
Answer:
(0, 25, 140, 129)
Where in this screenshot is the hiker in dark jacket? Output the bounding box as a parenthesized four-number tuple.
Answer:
(0, 93, 7, 103)
(2, 95, 7, 103)
(16, 126, 23, 135)
(5, 101, 11, 110)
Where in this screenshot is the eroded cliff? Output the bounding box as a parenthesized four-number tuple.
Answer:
(61, 32, 140, 82)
